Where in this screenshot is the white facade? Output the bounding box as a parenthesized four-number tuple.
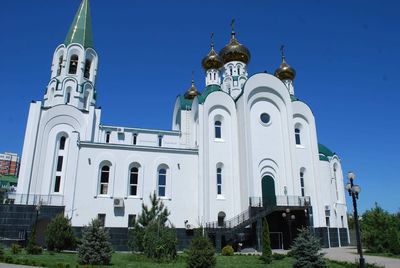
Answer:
(15, 0, 348, 234)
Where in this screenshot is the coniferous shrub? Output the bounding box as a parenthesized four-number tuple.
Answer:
(221, 245, 234, 256)
(11, 243, 22, 254)
(129, 191, 177, 261)
(186, 229, 216, 268)
(45, 214, 76, 252)
(260, 217, 272, 263)
(26, 227, 43, 255)
(77, 219, 113, 265)
(290, 228, 327, 268)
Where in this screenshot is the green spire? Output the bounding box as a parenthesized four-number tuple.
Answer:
(64, 0, 94, 48)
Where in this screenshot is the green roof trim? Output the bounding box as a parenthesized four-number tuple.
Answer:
(319, 155, 330, 161)
(64, 0, 94, 48)
(179, 95, 193, 110)
(198, 84, 221, 104)
(290, 94, 299, 102)
(318, 143, 335, 157)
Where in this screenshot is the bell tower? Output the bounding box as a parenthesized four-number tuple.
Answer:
(44, 0, 98, 111)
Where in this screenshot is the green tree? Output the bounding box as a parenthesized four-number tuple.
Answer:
(129, 191, 177, 261)
(290, 228, 327, 268)
(45, 214, 75, 252)
(26, 225, 43, 255)
(77, 219, 113, 265)
(186, 229, 216, 268)
(361, 203, 400, 255)
(260, 217, 272, 263)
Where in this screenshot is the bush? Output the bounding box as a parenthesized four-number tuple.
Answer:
(361, 203, 400, 255)
(290, 228, 327, 268)
(272, 252, 285, 260)
(45, 214, 76, 252)
(129, 192, 177, 261)
(11, 243, 22, 254)
(221, 245, 234, 256)
(186, 229, 216, 268)
(260, 217, 272, 264)
(77, 219, 113, 265)
(26, 225, 43, 255)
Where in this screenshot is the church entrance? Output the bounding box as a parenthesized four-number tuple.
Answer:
(262, 175, 276, 207)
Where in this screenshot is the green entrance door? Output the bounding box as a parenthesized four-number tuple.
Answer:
(262, 175, 276, 207)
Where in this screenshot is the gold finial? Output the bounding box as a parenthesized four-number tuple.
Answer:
(280, 45, 286, 61)
(210, 32, 214, 48)
(230, 19, 236, 39)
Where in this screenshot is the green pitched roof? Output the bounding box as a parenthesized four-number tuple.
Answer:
(64, 0, 94, 48)
(318, 143, 336, 161)
(198, 84, 221, 104)
(179, 95, 194, 110)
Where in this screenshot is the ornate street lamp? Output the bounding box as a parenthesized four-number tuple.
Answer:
(346, 171, 365, 268)
(282, 208, 296, 248)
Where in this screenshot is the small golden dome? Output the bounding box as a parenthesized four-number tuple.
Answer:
(274, 46, 296, 80)
(184, 77, 200, 99)
(202, 46, 223, 70)
(219, 31, 251, 64)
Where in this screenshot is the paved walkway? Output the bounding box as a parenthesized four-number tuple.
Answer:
(0, 264, 39, 268)
(321, 247, 400, 268)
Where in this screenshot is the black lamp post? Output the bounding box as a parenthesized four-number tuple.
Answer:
(282, 208, 296, 248)
(346, 171, 365, 268)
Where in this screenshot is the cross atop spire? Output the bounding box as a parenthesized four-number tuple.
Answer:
(280, 44, 286, 61)
(64, 0, 94, 48)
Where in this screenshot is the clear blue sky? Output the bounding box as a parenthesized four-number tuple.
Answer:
(0, 0, 399, 213)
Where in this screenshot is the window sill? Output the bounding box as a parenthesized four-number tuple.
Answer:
(94, 195, 110, 199)
(216, 195, 225, 200)
(159, 196, 172, 201)
(126, 196, 142, 200)
(214, 138, 225, 143)
(296, 145, 305, 149)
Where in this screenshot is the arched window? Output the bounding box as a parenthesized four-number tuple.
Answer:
(300, 171, 305, 197)
(217, 167, 222, 195)
(209, 73, 212, 80)
(295, 128, 301, 145)
(133, 134, 137, 145)
(57, 56, 63, 76)
(129, 167, 139, 196)
(83, 91, 90, 109)
(333, 165, 339, 200)
(158, 168, 167, 197)
(237, 66, 241, 75)
(106, 132, 111, 143)
(218, 211, 226, 227)
(214, 121, 222, 139)
(68, 55, 79, 74)
(59, 136, 66, 150)
(229, 66, 233, 76)
(158, 135, 163, 147)
(65, 87, 71, 104)
(100, 165, 110, 195)
(84, 59, 92, 79)
(213, 72, 216, 80)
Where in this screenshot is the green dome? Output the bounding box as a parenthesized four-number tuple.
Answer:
(198, 84, 221, 104)
(318, 143, 336, 161)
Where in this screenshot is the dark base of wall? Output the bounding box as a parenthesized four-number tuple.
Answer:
(312, 227, 349, 248)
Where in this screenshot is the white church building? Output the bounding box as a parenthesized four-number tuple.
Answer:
(13, 0, 349, 250)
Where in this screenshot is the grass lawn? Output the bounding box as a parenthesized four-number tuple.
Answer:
(3, 250, 356, 267)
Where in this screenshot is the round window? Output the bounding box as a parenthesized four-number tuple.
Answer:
(260, 113, 271, 125)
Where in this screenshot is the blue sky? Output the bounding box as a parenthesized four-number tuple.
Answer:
(0, 0, 399, 213)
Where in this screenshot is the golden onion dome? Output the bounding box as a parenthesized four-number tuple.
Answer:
(219, 30, 251, 64)
(274, 46, 296, 80)
(202, 45, 223, 70)
(184, 77, 200, 99)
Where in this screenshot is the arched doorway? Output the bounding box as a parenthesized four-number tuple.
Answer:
(262, 175, 276, 207)
(217, 211, 226, 227)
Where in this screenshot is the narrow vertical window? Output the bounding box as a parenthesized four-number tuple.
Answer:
(325, 209, 330, 227)
(214, 121, 222, 139)
(106, 132, 111, 143)
(68, 55, 79, 74)
(84, 59, 92, 79)
(213, 72, 216, 80)
(158, 168, 166, 197)
(237, 66, 241, 75)
(57, 56, 63, 76)
(129, 167, 138, 196)
(128, 214, 136, 228)
(334, 166, 339, 200)
(133, 134, 137, 145)
(295, 128, 301, 145)
(66, 91, 71, 104)
(100, 165, 110, 195)
(56, 156, 63, 172)
(217, 167, 222, 195)
(59, 136, 66, 150)
(54, 176, 61, 192)
(209, 73, 212, 80)
(83, 91, 89, 109)
(229, 66, 233, 75)
(300, 171, 305, 196)
(98, 213, 106, 227)
(341, 216, 344, 228)
(158, 135, 163, 147)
